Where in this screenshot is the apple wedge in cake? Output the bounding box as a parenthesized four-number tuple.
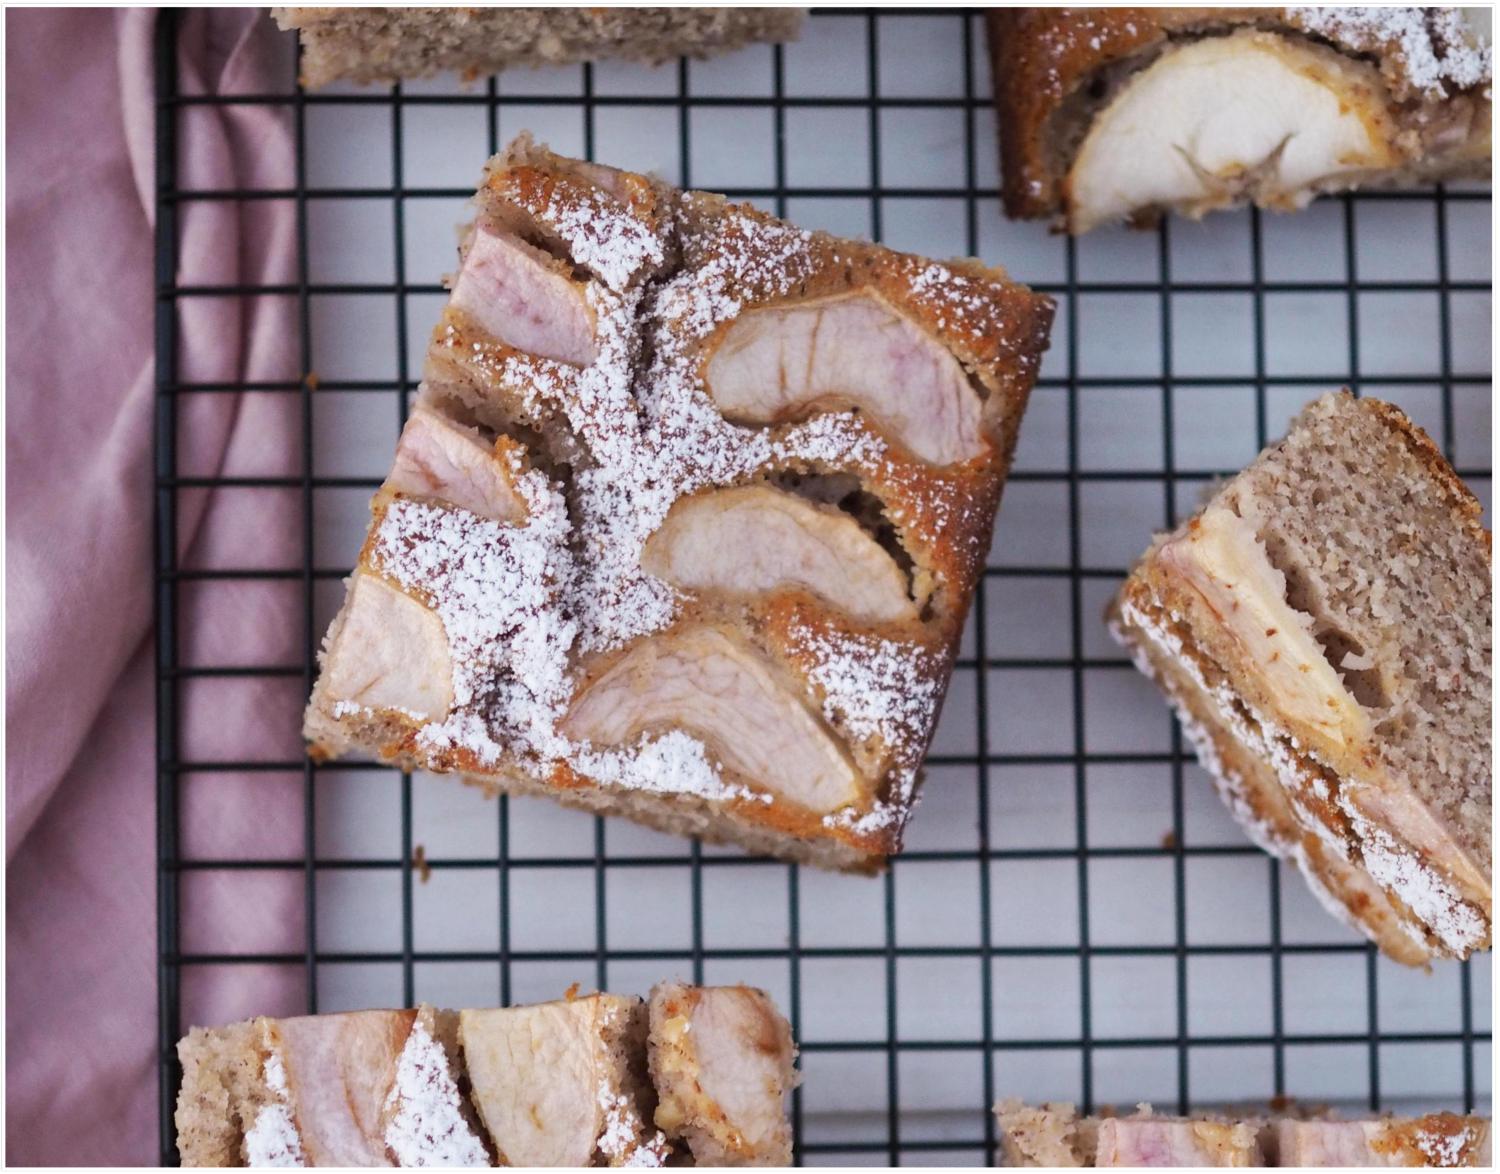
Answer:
(988, 7, 1492, 233)
(458, 995, 668, 1167)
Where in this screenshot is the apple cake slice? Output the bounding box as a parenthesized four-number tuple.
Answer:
(987, 7, 1492, 233)
(273, 8, 805, 89)
(176, 987, 795, 1167)
(1110, 392, 1491, 965)
(995, 1102, 1491, 1168)
(304, 134, 1054, 871)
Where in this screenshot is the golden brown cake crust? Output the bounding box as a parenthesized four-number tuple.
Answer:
(987, 7, 1493, 223)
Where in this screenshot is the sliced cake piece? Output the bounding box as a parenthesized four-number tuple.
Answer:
(1110, 392, 1491, 965)
(175, 1006, 487, 1167)
(988, 8, 1492, 232)
(647, 982, 797, 1167)
(996, 1103, 1491, 1168)
(178, 988, 803, 1166)
(996, 1101, 1264, 1167)
(273, 8, 805, 89)
(1268, 1114, 1491, 1168)
(459, 994, 669, 1167)
(304, 133, 1054, 871)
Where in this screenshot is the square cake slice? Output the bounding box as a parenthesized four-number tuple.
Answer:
(647, 982, 797, 1167)
(1110, 392, 1491, 965)
(304, 133, 1054, 871)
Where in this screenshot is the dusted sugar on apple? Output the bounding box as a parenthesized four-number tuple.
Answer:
(305, 134, 1054, 871)
(987, 7, 1492, 233)
(1110, 392, 1491, 966)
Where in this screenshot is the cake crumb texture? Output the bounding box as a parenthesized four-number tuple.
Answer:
(273, 7, 807, 88)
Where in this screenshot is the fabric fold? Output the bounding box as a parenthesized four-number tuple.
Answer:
(6, 9, 304, 1163)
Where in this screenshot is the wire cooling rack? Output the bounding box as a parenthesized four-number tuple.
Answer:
(154, 8, 1493, 1165)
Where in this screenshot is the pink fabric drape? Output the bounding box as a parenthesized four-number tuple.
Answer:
(7, 9, 304, 1163)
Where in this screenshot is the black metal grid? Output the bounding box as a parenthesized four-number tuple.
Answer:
(154, 8, 1492, 1165)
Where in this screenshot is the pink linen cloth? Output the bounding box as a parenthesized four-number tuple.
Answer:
(7, 9, 307, 1163)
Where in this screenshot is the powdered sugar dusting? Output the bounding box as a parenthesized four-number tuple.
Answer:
(382, 1017, 490, 1167)
(574, 730, 770, 806)
(907, 260, 1007, 331)
(1410, 1119, 1475, 1166)
(332, 698, 425, 722)
(371, 480, 576, 770)
(790, 624, 941, 755)
(545, 186, 665, 293)
(1353, 819, 1487, 953)
(595, 1085, 670, 1167)
(1289, 7, 1492, 97)
(245, 1051, 305, 1168)
(770, 619, 942, 838)
(585, 997, 671, 1168)
(621, 1138, 672, 1167)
